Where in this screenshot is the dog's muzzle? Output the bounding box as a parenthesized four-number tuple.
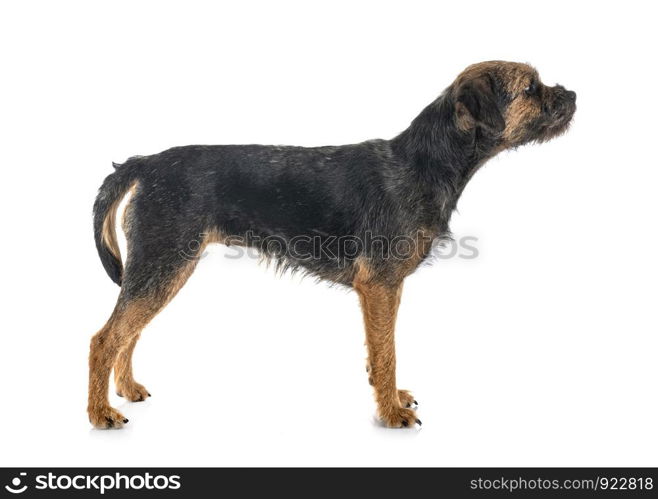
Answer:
(545, 84, 576, 125)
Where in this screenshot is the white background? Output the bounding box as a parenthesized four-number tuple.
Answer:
(1, 0, 656, 467)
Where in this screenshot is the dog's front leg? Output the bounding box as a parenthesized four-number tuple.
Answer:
(354, 278, 420, 428)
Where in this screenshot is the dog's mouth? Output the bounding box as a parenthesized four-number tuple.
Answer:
(531, 97, 576, 143)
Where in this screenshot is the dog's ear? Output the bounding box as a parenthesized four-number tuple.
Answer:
(455, 76, 505, 133)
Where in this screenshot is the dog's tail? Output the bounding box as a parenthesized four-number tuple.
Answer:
(93, 162, 137, 286)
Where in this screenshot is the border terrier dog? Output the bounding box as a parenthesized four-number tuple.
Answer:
(89, 61, 575, 429)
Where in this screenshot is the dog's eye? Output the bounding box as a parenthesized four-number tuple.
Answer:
(524, 80, 538, 96)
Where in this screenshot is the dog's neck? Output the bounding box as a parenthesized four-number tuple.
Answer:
(390, 93, 502, 228)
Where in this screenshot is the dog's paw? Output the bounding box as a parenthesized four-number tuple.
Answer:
(116, 380, 151, 402)
(398, 389, 418, 409)
(380, 406, 422, 429)
(88, 405, 129, 429)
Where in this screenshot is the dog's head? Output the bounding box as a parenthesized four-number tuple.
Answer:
(452, 61, 576, 147)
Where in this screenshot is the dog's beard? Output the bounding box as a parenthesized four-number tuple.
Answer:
(527, 107, 575, 144)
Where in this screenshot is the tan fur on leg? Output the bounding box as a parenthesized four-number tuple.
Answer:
(354, 263, 418, 427)
(88, 254, 203, 429)
(114, 334, 150, 402)
(88, 301, 154, 428)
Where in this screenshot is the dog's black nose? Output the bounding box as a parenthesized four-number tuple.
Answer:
(566, 90, 576, 102)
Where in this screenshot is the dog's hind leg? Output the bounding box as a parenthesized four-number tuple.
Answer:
(88, 298, 157, 428)
(88, 236, 206, 429)
(354, 268, 420, 428)
(114, 334, 149, 402)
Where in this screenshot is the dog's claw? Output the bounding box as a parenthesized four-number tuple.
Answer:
(415, 419, 422, 426)
(413, 400, 418, 406)
(122, 418, 129, 424)
(115, 382, 150, 402)
(89, 407, 127, 429)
